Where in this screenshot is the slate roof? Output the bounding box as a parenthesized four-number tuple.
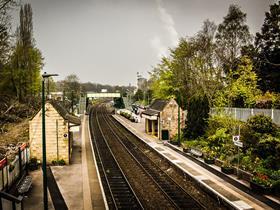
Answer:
(50, 100, 81, 125)
(141, 99, 169, 116)
(141, 109, 160, 116)
(149, 99, 169, 111)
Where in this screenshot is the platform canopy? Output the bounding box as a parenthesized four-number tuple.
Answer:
(87, 92, 121, 98)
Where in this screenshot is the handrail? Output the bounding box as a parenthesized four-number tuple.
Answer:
(0, 191, 23, 203)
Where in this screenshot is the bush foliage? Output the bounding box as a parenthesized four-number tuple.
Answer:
(185, 94, 210, 139)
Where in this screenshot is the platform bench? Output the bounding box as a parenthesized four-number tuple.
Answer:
(190, 148, 203, 158)
(17, 176, 32, 194)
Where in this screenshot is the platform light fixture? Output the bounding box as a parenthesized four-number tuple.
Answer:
(42, 72, 58, 210)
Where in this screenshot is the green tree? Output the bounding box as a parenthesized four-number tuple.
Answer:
(62, 74, 81, 109)
(185, 93, 210, 139)
(0, 0, 16, 76)
(1, 3, 43, 101)
(214, 56, 260, 107)
(133, 89, 144, 101)
(150, 21, 222, 107)
(254, 2, 280, 93)
(216, 4, 251, 75)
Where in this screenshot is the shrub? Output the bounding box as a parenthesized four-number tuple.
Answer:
(185, 94, 210, 139)
(183, 137, 208, 150)
(28, 157, 39, 170)
(256, 135, 280, 165)
(206, 114, 241, 137)
(52, 160, 58, 165)
(242, 114, 278, 148)
(246, 114, 277, 134)
(58, 159, 66, 165)
(207, 128, 230, 148)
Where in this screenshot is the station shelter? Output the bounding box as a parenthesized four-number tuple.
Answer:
(141, 99, 184, 140)
(29, 100, 80, 164)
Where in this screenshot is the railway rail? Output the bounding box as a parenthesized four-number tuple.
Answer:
(89, 106, 143, 209)
(89, 104, 207, 209)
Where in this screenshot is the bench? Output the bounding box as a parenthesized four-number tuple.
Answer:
(190, 148, 203, 158)
(17, 176, 32, 194)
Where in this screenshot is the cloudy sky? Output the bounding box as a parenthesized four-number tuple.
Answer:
(16, 0, 276, 85)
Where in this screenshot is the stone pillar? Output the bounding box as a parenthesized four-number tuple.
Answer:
(158, 116, 161, 140)
(145, 119, 148, 133)
(151, 120, 155, 136)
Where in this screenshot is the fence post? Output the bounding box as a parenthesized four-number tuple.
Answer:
(272, 109, 274, 120)
(18, 148, 22, 178)
(6, 158, 9, 189)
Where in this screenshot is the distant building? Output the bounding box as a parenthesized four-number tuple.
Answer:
(141, 99, 184, 140)
(137, 72, 147, 90)
(29, 101, 80, 164)
(49, 92, 63, 101)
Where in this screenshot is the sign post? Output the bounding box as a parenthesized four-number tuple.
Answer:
(232, 125, 242, 178)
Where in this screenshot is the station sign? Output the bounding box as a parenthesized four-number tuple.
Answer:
(234, 141, 243, 147)
(232, 135, 243, 147)
(232, 135, 240, 142)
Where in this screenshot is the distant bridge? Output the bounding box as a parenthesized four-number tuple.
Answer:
(86, 92, 121, 98)
(79, 92, 121, 114)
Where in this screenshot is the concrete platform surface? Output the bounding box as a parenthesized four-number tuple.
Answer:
(24, 116, 106, 210)
(51, 126, 83, 210)
(23, 170, 55, 210)
(83, 115, 106, 210)
(113, 114, 275, 210)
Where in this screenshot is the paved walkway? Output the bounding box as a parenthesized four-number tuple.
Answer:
(82, 115, 106, 210)
(113, 114, 275, 210)
(24, 116, 106, 210)
(51, 127, 83, 210)
(23, 170, 55, 210)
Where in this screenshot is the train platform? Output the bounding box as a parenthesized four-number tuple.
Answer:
(50, 126, 83, 210)
(82, 115, 106, 210)
(113, 114, 278, 210)
(51, 118, 106, 210)
(23, 170, 55, 210)
(25, 116, 106, 210)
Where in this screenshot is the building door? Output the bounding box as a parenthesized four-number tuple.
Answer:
(161, 130, 169, 140)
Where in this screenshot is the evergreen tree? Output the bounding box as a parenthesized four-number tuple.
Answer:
(185, 93, 210, 139)
(8, 3, 43, 101)
(254, 2, 280, 93)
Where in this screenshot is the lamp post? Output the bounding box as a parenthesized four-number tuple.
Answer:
(175, 88, 181, 146)
(42, 72, 58, 210)
(177, 91, 181, 146)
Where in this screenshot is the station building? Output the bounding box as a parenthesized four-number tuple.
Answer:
(29, 100, 80, 164)
(141, 99, 184, 140)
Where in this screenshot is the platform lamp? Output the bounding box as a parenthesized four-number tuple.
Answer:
(42, 72, 58, 210)
(175, 88, 181, 146)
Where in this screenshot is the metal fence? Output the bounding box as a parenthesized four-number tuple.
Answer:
(0, 143, 29, 210)
(210, 107, 280, 125)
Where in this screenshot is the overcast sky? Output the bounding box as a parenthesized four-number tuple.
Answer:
(16, 0, 276, 85)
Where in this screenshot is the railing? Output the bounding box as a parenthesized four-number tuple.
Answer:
(0, 191, 23, 210)
(0, 144, 30, 210)
(210, 107, 280, 125)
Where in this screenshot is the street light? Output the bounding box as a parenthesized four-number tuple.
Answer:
(175, 88, 181, 146)
(42, 72, 58, 210)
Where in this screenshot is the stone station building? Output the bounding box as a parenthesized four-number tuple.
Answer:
(29, 100, 80, 164)
(141, 99, 184, 140)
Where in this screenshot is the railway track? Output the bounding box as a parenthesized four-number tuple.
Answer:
(89, 104, 206, 209)
(89, 106, 143, 209)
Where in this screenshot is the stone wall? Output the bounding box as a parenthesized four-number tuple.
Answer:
(160, 99, 184, 139)
(29, 103, 70, 164)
